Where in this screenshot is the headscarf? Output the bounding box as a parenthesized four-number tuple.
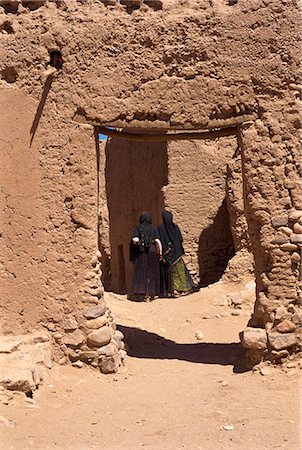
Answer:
(130, 212, 158, 261)
(158, 210, 184, 265)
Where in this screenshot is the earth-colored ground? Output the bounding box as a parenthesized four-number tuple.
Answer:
(0, 278, 300, 450)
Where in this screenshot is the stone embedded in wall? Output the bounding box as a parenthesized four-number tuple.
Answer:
(271, 216, 288, 228)
(275, 320, 296, 334)
(267, 332, 298, 351)
(84, 303, 106, 320)
(288, 210, 302, 222)
(290, 234, 302, 244)
(280, 243, 298, 252)
(87, 327, 111, 347)
(63, 329, 86, 348)
(291, 252, 301, 264)
(85, 316, 108, 329)
(55, 251, 125, 373)
(63, 318, 78, 331)
(241, 327, 267, 350)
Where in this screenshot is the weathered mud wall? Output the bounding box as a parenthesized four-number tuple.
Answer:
(165, 137, 238, 286)
(0, 0, 301, 363)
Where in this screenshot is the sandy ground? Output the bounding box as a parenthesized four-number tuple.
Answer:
(0, 278, 300, 450)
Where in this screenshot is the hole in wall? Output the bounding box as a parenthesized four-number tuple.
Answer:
(0, 20, 14, 34)
(48, 50, 64, 70)
(1, 66, 18, 83)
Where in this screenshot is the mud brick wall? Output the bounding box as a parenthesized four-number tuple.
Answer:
(0, 0, 301, 364)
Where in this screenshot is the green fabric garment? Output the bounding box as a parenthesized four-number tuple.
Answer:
(171, 259, 190, 292)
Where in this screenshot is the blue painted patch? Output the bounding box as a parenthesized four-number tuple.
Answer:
(98, 133, 108, 141)
(98, 128, 115, 141)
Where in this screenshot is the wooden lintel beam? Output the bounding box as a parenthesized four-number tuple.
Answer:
(97, 126, 239, 142)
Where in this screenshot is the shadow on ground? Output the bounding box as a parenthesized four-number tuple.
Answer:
(118, 325, 247, 373)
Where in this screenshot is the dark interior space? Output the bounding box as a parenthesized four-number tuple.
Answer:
(198, 196, 235, 287)
(105, 136, 168, 294)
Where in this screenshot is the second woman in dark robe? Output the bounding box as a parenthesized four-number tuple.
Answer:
(130, 211, 162, 301)
(158, 210, 194, 297)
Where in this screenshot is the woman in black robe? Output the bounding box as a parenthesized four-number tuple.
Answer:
(130, 212, 161, 300)
(158, 210, 194, 297)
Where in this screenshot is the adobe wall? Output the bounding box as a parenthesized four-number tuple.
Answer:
(0, 0, 301, 365)
(165, 136, 250, 286)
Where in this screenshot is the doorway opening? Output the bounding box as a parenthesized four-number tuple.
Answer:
(103, 135, 168, 294)
(96, 127, 240, 295)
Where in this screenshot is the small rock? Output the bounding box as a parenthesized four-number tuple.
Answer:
(288, 210, 302, 222)
(268, 332, 298, 350)
(96, 250, 102, 259)
(290, 234, 302, 244)
(276, 320, 296, 333)
(291, 252, 301, 263)
(292, 310, 302, 325)
(119, 350, 127, 361)
(279, 226, 293, 236)
(0, 338, 22, 354)
(293, 223, 302, 234)
(63, 329, 85, 348)
(58, 356, 67, 365)
(84, 286, 104, 298)
(91, 255, 98, 267)
(31, 365, 43, 385)
(97, 343, 118, 357)
(280, 243, 298, 252)
(275, 306, 288, 321)
(79, 350, 97, 362)
(220, 424, 234, 431)
(195, 331, 204, 341)
(87, 327, 111, 348)
(99, 354, 121, 374)
(260, 366, 272, 376)
(72, 361, 84, 368)
(0, 369, 36, 393)
(111, 338, 122, 350)
(230, 294, 243, 306)
(241, 327, 267, 350)
(64, 318, 78, 331)
(85, 316, 108, 329)
(231, 310, 241, 316)
(84, 304, 106, 320)
(271, 216, 288, 227)
(271, 349, 289, 359)
(84, 271, 97, 280)
(271, 237, 289, 245)
(287, 304, 296, 313)
(53, 332, 62, 342)
(114, 330, 124, 341)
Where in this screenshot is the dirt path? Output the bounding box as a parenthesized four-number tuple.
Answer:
(0, 279, 300, 450)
